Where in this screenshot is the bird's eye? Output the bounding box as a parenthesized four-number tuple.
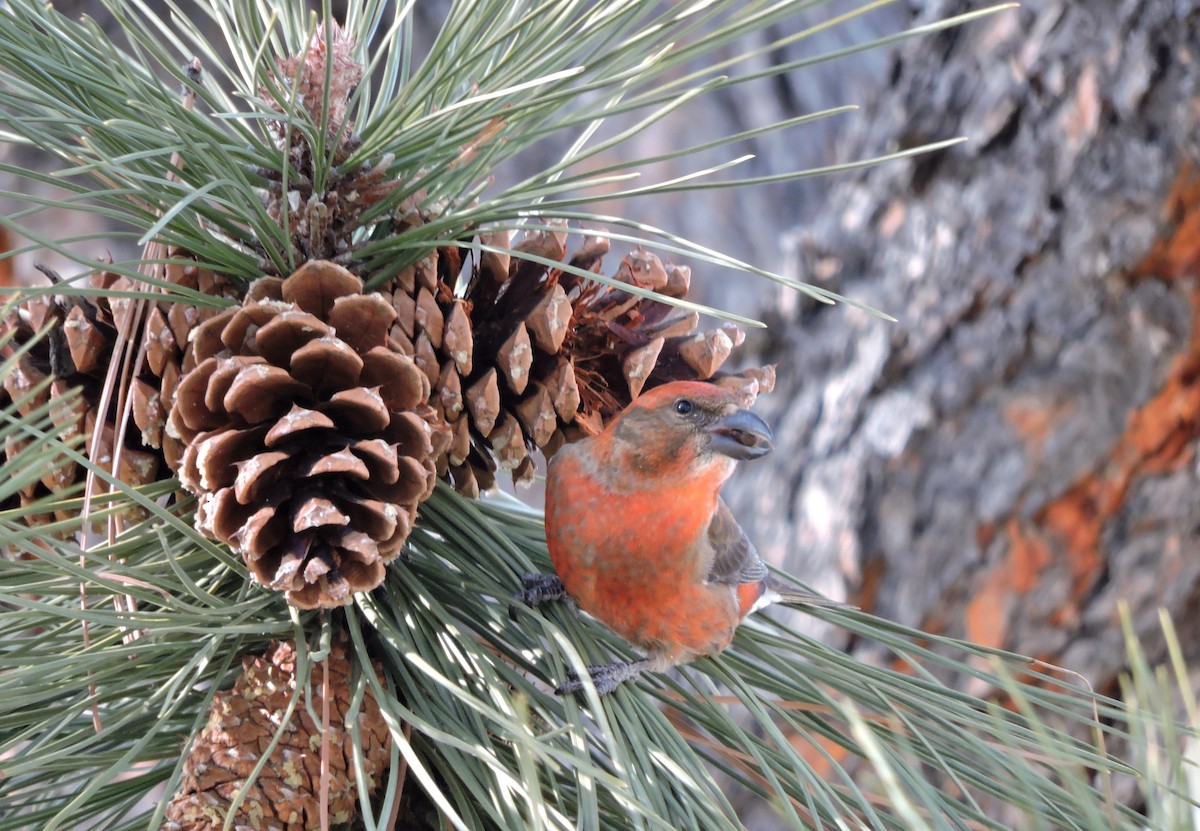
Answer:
(674, 399, 693, 415)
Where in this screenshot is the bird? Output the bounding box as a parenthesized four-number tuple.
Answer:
(513, 379, 847, 696)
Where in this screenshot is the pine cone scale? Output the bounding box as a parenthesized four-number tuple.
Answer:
(234, 450, 289, 504)
(328, 293, 395, 353)
(324, 386, 390, 433)
(250, 309, 332, 364)
(264, 406, 335, 445)
(224, 363, 310, 424)
(290, 336, 366, 393)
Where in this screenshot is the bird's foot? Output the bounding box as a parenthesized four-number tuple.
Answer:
(555, 658, 650, 697)
(509, 572, 579, 621)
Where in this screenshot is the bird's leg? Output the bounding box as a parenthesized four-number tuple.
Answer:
(509, 572, 579, 620)
(556, 659, 650, 696)
(556, 652, 677, 697)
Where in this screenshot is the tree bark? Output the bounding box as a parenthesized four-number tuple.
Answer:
(731, 0, 1200, 696)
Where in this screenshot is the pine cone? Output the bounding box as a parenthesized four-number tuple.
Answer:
(167, 260, 445, 609)
(0, 255, 234, 532)
(0, 299, 87, 530)
(164, 639, 391, 831)
(424, 226, 775, 493)
(258, 24, 405, 269)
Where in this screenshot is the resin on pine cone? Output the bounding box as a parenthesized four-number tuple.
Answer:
(167, 260, 447, 608)
(164, 639, 391, 831)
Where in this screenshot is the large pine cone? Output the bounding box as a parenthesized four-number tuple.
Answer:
(164, 639, 391, 831)
(167, 260, 446, 609)
(414, 223, 776, 494)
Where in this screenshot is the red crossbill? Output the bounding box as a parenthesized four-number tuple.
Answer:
(514, 380, 845, 695)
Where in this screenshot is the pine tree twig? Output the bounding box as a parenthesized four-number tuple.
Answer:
(320, 652, 333, 831)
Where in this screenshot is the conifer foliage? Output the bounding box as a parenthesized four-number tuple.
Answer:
(0, 3, 1187, 831)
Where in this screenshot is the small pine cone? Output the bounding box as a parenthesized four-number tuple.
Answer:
(167, 260, 444, 609)
(257, 26, 414, 268)
(264, 23, 361, 150)
(164, 639, 391, 831)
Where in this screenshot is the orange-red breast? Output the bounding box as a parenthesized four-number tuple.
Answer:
(515, 380, 844, 695)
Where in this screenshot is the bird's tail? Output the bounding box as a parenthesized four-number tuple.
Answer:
(764, 576, 856, 611)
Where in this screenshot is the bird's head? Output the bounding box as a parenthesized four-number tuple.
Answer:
(605, 381, 774, 479)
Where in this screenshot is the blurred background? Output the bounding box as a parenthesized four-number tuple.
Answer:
(4, 0, 1198, 824)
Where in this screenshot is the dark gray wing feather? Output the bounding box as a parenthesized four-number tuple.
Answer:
(705, 498, 767, 586)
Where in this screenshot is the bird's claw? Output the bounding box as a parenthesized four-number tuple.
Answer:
(554, 659, 647, 697)
(555, 664, 622, 697)
(508, 573, 578, 621)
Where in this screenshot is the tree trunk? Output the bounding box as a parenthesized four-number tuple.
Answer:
(731, 0, 1200, 697)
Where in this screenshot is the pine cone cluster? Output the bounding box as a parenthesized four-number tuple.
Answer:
(167, 260, 444, 609)
(244, 22, 775, 497)
(3, 22, 773, 599)
(164, 639, 391, 831)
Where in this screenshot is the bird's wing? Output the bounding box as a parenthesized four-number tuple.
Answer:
(704, 498, 768, 586)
